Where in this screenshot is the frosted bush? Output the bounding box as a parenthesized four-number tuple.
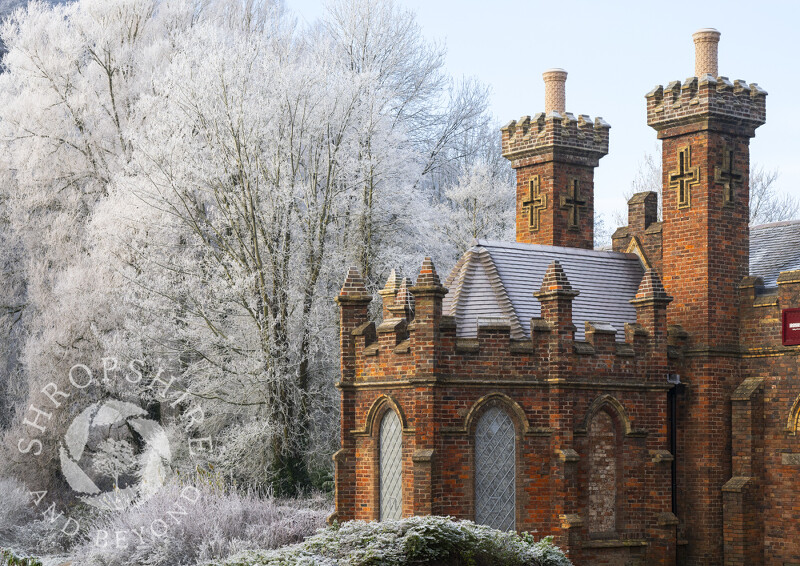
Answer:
(75, 480, 330, 566)
(91, 439, 137, 489)
(0, 548, 43, 566)
(0, 478, 33, 539)
(0, 478, 71, 556)
(213, 516, 572, 566)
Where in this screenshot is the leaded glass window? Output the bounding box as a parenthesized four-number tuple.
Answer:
(379, 410, 402, 520)
(474, 406, 516, 531)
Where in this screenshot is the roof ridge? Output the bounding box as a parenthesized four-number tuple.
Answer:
(474, 239, 639, 260)
(751, 219, 800, 229)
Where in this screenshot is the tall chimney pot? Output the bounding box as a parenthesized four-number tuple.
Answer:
(543, 68, 568, 114)
(693, 28, 721, 77)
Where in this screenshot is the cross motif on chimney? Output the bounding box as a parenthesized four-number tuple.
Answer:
(560, 179, 587, 229)
(714, 146, 742, 205)
(669, 146, 700, 209)
(522, 176, 547, 232)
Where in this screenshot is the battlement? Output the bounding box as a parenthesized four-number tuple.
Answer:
(341, 260, 670, 386)
(501, 112, 610, 166)
(647, 28, 766, 135)
(347, 299, 665, 387)
(502, 68, 610, 167)
(646, 75, 766, 136)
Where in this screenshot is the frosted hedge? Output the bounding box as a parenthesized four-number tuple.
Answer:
(211, 516, 572, 566)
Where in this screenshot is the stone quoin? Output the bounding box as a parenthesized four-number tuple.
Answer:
(333, 29, 800, 566)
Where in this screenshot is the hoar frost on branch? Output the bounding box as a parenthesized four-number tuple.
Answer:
(0, 0, 509, 496)
(0, 0, 185, 495)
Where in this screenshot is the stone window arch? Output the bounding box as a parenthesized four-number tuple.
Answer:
(379, 409, 403, 520)
(474, 405, 517, 531)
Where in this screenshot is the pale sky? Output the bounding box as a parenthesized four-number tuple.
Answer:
(288, 0, 800, 225)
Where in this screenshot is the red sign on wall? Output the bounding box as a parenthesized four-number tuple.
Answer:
(783, 308, 800, 346)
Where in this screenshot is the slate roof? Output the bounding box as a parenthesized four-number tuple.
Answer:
(443, 240, 644, 341)
(750, 220, 800, 288)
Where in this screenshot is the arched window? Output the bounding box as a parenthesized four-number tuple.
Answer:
(474, 406, 516, 531)
(379, 409, 402, 520)
(586, 410, 618, 534)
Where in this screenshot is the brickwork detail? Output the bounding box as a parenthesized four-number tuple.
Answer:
(714, 146, 742, 205)
(646, 28, 774, 566)
(522, 176, 547, 231)
(737, 274, 800, 566)
(335, 256, 677, 565)
(693, 29, 721, 77)
(543, 69, 568, 114)
(560, 179, 587, 229)
(668, 146, 700, 209)
(612, 192, 663, 273)
(646, 76, 766, 138)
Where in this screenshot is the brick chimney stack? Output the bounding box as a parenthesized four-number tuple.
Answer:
(693, 28, 720, 77)
(501, 70, 609, 249)
(647, 28, 766, 348)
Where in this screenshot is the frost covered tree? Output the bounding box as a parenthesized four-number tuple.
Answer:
(435, 160, 514, 262)
(0, 0, 186, 494)
(117, 13, 390, 490)
(324, 0, 492, 283)
(0, 0, 500, 497)
(0, 0, 70, 55)
(111, 1, 497, 492)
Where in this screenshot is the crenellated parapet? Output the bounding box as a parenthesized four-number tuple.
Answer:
(501, 112, 610, 167)
(646, 75, 766, 137)
(646, 30, 766, 138)
(341, 259, 672, 385)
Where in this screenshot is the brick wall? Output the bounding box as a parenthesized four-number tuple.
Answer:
(335, 260, 677, 565)
(333, 35, 800, 566)
(513, 160, 596, 248)
(611, 191, 663, 274)
(735, 274, 800, 565)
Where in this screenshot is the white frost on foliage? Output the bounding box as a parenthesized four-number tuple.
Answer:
(0, 0, 508, 498)
(436, 161, 515, 260)
(214, 515, 573, 566)
(76, 480, 330, 566)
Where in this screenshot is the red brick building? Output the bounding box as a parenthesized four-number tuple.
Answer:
(333, 29, 800, 566)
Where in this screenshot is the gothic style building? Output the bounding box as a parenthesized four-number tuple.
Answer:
(332, 29, 800, 566)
